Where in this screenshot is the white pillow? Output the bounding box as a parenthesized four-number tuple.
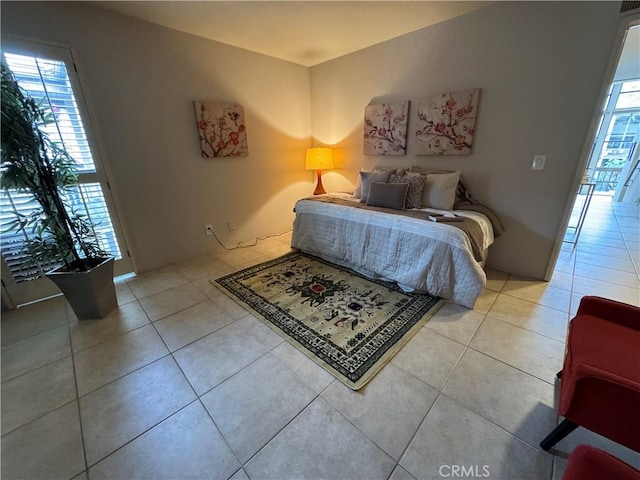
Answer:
(421, 171, 461, 210)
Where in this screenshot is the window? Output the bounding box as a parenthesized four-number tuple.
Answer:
(1, 47, 126, 284)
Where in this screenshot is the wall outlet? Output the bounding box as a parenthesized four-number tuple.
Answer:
(531, 154, 547, 170)
(227, 221, 235, 231)
(205, 224, 213, 236)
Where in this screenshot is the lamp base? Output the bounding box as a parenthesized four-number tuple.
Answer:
(313, 169, 326, 195)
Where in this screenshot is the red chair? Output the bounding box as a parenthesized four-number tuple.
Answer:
(562, 445, 640, 480)
(540, 296, 640, 452)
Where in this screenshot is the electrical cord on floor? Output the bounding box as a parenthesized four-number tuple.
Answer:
(207, 225, 292, 251)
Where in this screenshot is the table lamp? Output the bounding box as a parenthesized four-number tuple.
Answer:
(305, 147, 334, 195)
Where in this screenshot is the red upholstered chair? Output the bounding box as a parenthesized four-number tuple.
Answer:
(540, 295, 640, 452)
(562, 445, 640, 480)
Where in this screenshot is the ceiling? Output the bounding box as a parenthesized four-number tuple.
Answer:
(92, 1, 491, 67)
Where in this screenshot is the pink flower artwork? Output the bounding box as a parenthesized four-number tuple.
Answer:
(363, 101, 409, 156)
(193, 101, 248, 157)
(416, 89, 480, 155)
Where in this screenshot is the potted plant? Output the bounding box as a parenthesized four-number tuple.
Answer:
(1, 62, 117, 320)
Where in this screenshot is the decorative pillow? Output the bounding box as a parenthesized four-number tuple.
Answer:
(421, 171, 461, 210)
(389, 172, 425, 209)
(366, 182, 408, 210)
(359, 170, 392, 203)
(354, 167, 402, 198)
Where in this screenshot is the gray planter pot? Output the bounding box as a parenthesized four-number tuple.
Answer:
(47, 257, 117, 320)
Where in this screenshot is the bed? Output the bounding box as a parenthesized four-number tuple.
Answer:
(291, 168, 502, 308)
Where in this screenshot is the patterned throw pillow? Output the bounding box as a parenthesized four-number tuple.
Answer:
(389, 172, 425, 209)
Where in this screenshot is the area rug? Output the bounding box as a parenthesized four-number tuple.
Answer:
(213, 252, 443, 390)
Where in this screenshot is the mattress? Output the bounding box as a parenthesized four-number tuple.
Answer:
(291, 194, 494, 308)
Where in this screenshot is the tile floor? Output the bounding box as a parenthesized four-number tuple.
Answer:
(1, 195, 639, 480)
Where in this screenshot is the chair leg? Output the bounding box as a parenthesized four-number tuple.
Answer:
(540, 419, 579, 451)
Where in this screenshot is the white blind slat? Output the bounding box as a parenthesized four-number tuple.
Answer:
(1, 52, 122, 283)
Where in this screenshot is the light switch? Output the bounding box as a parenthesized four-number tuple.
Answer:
(532, 154, 547, 170)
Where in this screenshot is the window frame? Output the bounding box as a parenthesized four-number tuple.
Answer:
(1, 36, 133, 305)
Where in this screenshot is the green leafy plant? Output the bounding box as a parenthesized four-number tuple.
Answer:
(1, 62, 108, 273)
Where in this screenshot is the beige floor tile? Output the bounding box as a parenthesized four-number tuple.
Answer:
(1, 402, 85, 480)
(230, 469, 250, 480)
(472, 288, 498, 313)
(1, 356, 76, 435)
(219, 248, 271, 270)
(174, 254, 236, 282)
(391, 328, 466, 390)
(173, 323, 269, 395)
(235, 313, 285, 350)
(245, 397, 396, 480)
(140, 283, 208, 321)
(202, 353, 316, 463)
(576, 242, 633, 259)
(212, 293, 251, 320)
(1, 324, 70, 382)
(271, 341, 335, 394)
(572, 274, 640, 306)
(74, 324, 169, 396)
(154, 300, 234, 351)
(548, 269, 574, 291)
(487, 294, 570, 342)
(484, 268, 510, 292)
(400, 395, 552, 480)
(443, 349, 556, 448)
(575, 252, 636, 274)
(470, 316, 565, 383)
(69, 301, 151, 352)
(577, 233, 627, 250)
(114, 280, 136, 306)
(573, 262, 640, 288)
(323, 362, 439, 461)
(89, 401, 239, 479)
(126, 268, 189, 299)
(80, 356, 196, 466)
(502, 276, 572, 312)
(192, 277, 226, 299)
(390, 465, 417, 480)
(1, 296, 68, 346)
(425, 302, 485, 345)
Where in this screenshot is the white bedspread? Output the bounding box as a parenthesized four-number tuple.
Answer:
(291, 195, 494, 308)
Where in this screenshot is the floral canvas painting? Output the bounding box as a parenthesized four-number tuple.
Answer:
(415, 89, 480, 155)
(194, 101, 248, 157)
(363, 101, 409, 156)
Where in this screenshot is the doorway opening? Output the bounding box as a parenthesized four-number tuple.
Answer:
(562, 23, 640, 248)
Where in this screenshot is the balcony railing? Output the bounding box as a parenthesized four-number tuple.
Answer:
(591, 166, 623, 193)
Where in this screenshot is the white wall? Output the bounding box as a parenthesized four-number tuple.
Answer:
(309, 1, 621, 279)
(1, 2, 313, 272)
(1, 1, 625, 280)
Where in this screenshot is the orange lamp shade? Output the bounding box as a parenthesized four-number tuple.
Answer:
(305, 147, 334, 195)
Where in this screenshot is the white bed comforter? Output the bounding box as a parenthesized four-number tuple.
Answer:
(291, 195, 494, 308)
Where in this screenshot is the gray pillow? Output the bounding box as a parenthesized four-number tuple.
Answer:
(421, 171, 461, 210)
(366, 182, 408, 210)
(359, 170, 392, 203)
(389, 172, 425, 209)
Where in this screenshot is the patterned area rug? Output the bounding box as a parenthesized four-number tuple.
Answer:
(213, 252, 444, 390)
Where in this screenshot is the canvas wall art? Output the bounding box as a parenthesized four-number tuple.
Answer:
(363, 101, 409, 156)
(194, 101, 248, 157)
(415, 89, 480, 155)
